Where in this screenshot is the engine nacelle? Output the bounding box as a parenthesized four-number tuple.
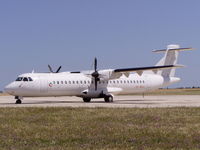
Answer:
(98, 69, 122, 80)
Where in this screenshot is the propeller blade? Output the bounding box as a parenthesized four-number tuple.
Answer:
(48, 65, 53, 73)
(94, 57, 97, 72)
(95, 78, 98, 90)
(56, 66, 62, 73)
(92, 57, 99, 90)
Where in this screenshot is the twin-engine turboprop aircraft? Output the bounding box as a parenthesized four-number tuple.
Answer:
(5, 45, 192, 104)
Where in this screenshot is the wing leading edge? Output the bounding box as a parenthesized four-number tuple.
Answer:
(113, 65, 183, 76)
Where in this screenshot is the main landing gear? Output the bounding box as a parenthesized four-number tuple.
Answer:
(104, 95, 113, 103)
(82, 95, 114, 103)
(15, 96, 22, 104)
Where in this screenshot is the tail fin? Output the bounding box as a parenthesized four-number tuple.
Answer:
(153, 44, 192, 77)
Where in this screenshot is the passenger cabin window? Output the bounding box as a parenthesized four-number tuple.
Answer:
(28, 77, 33, 81)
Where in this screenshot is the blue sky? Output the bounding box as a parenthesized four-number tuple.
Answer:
(0, 0, 199, 90)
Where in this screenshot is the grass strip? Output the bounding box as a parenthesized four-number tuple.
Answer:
(0, 107, 200, 149)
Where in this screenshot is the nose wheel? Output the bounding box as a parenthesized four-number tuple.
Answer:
(16, 99, 22, 104)
(83, 98, 91, 102)
(15, 96, 22, 104)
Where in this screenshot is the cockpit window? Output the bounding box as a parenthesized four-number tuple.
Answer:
(16, 77, 33, 82)
(28, 77, 33, 81)
(23, 77, 28, 81)
(16, 77, 23, 81)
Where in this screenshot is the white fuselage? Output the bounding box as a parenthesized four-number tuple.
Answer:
(5, 72, 180, 98)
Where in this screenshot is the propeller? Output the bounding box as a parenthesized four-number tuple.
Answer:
(91, 57, 100, 90)
(48, 65, 62, 73)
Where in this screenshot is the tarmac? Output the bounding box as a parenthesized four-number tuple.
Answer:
(0, 95, 200, 108)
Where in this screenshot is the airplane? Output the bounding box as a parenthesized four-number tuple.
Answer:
(4, 44, 192, 104)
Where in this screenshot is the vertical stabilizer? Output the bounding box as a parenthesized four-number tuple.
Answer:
(155, 45, 179, 77)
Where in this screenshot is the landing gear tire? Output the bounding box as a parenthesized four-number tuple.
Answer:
(83, 98, 91, 103)
(104, 95, 113, 103)
(16, 99, 22, 104)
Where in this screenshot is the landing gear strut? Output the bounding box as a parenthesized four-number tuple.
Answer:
(104, 95, 113, 103)
(15, 96, 22, 104)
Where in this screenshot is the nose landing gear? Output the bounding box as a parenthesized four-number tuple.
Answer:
(83, 98, 91, 102)
(15, 96, 23, 104)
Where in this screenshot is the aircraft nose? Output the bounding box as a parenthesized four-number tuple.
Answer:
(4, 83, 15, 95)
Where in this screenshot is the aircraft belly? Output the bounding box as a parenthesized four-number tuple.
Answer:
(116, 85, 147, 95)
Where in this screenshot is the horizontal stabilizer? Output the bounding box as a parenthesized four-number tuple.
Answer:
(153, 47, 193, 53)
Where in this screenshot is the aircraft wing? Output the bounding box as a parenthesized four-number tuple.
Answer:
(114, 65, 183, 74)
(72, 65, 183, 80)
(106, 65, 184, 78)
